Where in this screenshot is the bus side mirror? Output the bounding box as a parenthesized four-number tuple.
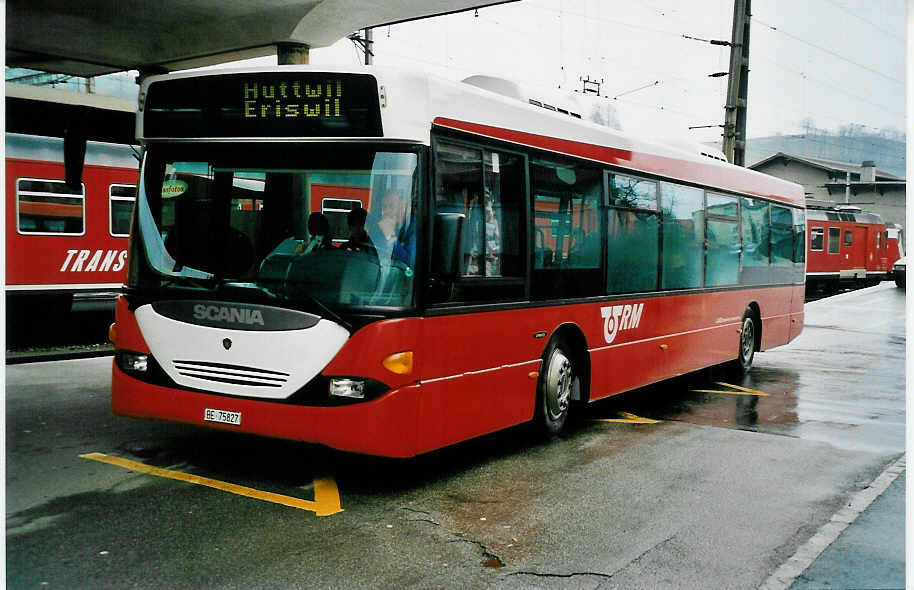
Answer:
(432, 212, 465, 278)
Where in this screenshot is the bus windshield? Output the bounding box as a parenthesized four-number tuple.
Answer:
(134, 143, 421, 310)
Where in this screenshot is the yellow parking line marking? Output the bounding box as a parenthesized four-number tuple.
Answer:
(714, 382, 771, 396)
(593, 412, 660, 424)
(691, 382, 769, 397)
(80, 452, 342, 516)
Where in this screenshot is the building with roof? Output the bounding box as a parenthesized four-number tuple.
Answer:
(749, 152, 906, 226)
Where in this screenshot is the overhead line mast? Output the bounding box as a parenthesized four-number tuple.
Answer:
(722, 0, 751, 166)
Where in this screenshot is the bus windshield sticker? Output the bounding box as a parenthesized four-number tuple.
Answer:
(161, 179, 187, 199)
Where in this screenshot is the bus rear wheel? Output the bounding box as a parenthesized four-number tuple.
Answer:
(536, 340, 575, 436)
(730, 312, 757, 377)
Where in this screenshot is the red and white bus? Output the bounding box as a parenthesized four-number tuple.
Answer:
(805, 200, 900, 292)
(6, 133, 138, 323)
(111, 66, 806, 457)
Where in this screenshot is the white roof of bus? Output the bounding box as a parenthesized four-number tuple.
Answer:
(139, 65, 805, 206)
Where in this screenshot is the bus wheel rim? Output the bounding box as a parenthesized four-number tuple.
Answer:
(545, 350, 572, 421)
(741, 317, 755, 363)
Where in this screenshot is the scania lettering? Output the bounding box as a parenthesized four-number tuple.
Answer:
(111, 66, 805, 457)
(193, 304, 265, 326)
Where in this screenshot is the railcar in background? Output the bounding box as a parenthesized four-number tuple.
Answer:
(805, 200, 900, 293)
(5, 133, 139, 335)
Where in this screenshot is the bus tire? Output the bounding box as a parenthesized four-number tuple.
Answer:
(730, 311, 757, 378)
(536, 339, 575, 436)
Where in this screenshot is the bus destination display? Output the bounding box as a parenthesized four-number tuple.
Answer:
(242, 79, 342, 120)
(142, 73, 383, 138)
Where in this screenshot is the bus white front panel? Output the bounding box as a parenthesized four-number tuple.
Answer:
(134, 304, 348, 399)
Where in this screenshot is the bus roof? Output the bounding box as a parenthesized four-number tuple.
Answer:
(139, 65, 805, 207)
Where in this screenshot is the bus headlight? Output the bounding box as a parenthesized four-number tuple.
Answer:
(119, 352, 149, 373)
(329, 378, 366, 399)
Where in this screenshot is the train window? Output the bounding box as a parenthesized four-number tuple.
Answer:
(17, 178, 85, 235)
(828, 228, 841, 254)
(661, 183, 704, 289)
(110, 184, 137, 237)
(321, 198, 364, 244)
(810, 227, 824, 251)
(843, 230, 852, 247)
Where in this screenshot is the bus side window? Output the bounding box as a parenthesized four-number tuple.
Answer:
(431, 140, 526, 304)
(479, 150, 525, 278)
(606, 175, 659, 294)
(792, 208, 806, 282)
(770, 204, 794, 283)
(531, 158, 603, 299)
(661, 183, 704, 289)
(738, 196, 769, 286)
(705, 192, 740, 287)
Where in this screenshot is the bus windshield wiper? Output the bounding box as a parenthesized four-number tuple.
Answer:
(294, 290, 352, 333)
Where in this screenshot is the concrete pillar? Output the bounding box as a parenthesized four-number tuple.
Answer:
(277, 43, 310, 65)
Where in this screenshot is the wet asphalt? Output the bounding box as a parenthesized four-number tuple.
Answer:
(5, 283, 905, 589)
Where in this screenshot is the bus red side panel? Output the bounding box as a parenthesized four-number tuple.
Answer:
(412, 286, 801, 452)
(112, 286, 802, 457)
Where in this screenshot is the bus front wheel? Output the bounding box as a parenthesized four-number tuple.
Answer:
(536, 340, 575, 436)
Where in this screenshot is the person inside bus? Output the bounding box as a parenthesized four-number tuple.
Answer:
(463, 189, 502, 276)
(483, 191, 502, 276)
(296, 212, 334, 255)
(340, 206, 376, 257)
(368, 189, 415, 266)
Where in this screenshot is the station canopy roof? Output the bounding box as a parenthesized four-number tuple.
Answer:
(7, 0, 516, 77)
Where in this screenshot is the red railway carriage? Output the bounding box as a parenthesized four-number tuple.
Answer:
(111, 66, 805, 457)
(5, 133, 138, 317)
(805, 200, 896, 292)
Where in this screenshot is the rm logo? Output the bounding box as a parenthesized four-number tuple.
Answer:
(600, 303, 644, 344)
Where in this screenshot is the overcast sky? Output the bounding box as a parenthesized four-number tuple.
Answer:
(288, 0, 906, 145)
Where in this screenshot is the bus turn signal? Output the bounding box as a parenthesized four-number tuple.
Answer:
(382, 351, 413, 375)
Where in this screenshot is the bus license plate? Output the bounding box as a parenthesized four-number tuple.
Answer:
(204, 408, 241, 426)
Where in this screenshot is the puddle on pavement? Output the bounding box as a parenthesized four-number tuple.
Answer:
(584, 359, 903, 455)
(585, 365, 802, 435)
